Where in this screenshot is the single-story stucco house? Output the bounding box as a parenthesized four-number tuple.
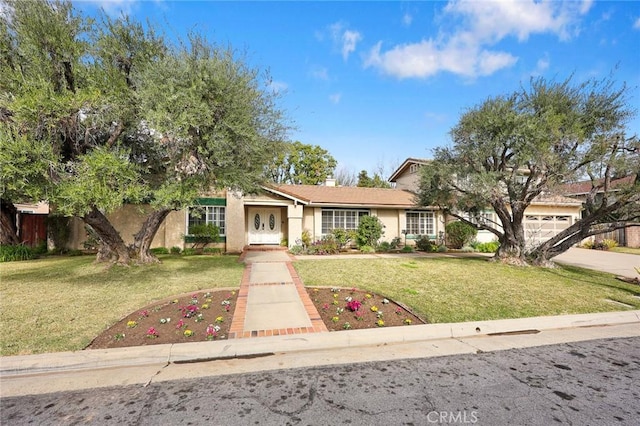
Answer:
(66, 179, 442, 253)
(61, 157, 585, 252)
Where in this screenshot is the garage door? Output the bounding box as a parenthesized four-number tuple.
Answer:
(524, 215, 572, 243)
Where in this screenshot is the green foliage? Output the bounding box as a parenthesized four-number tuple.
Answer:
(357, 170, 391, 188)
(150, 247, 170, 255)
(359, 245, 376, 254)
(188, 223, 220, 248)
(592, 239, 619, 251)
(445, 221, 478, 249)
(266, 141, 337, 185)
(401, 245, 414, 253)
(182, 248, 197, 256)
(288, 245, 305, 255)
(170, 246, 182, 254)
(331, 228, 357, 249)
(307, 235, 339, 255)
(301, 229, 312, 247)
(0, 245, 37, 262)
(356, 215, 384, 248)
(0, 127, 57, 203)
(56, 147, 146, 216)
(417, 75, 638, 262)
(471, 241, 500, 253)
(415, 236, 437, 252)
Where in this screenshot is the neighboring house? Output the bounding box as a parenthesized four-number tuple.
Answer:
(561, 175, 640, 248)
(388, 159, 583, 247)
(66, 178, 442, 253)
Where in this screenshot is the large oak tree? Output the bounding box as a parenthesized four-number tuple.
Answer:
(417, 76, 639, 265)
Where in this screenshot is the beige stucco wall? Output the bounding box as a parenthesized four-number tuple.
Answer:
(393, 171, 421, 191)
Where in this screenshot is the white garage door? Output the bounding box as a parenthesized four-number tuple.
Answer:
(524, 215, 572, 243)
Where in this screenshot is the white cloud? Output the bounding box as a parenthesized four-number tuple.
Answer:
(329, 93, 342, 104)
(88, 0, 138, 17)
(342, 30, 362, 61)
(402, 12, 413, 27)
(326, 22, 362, 61)
(365, 0, 592, 80)
(530, 54, 550, 76)
(634, 17, 640, 30)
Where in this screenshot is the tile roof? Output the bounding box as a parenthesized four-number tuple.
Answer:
(267, 184, 424, 208)
(561, 175, 636, 196)
(531, 193, 583, 206)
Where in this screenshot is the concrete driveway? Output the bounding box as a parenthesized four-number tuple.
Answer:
(554, 247, 640, 279)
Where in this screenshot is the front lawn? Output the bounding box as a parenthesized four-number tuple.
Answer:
(293, 257, 640, 323)
(611, 247, 640, 255)
(0, 255, 244, 356)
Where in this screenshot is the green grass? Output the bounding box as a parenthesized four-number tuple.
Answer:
(293, 257, 640, 324)
(3, 254, 639, 357)
(0, 254, 243, 356)
(610, 247, 640, 255)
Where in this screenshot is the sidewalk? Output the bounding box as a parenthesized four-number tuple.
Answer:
(2, 311, 639, 397)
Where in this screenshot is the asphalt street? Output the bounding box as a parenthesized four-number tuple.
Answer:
(2, 336, 639, 425)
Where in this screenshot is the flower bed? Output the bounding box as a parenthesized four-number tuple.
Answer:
(306, 287, 426, 331)
(86, 289, 237, 349)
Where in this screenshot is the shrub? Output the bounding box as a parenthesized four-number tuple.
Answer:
(307, 235, 339, 255)
(474, 241, 499, 253)
(301, 229, 312, 247)
(445, 221, 478, 249)
(189, 223, 220, 249)
(415, 235, 436, 252)
(377, 241, 392, 252)
(0, 244, 37, 262)
(170, 246, 182, 254)
(150, 247, 170, 255)
(390, 237, 402, 249)
(356, 215, 384, 248)
(400, 245, 414, 253)
(182, 248, 197, 256)
(331, 228, 357, 249)
(593, 239, 618, 251)
(437, 245, 447, 252)
(288, 245, 305, 255)
(359, 245, 375, 254)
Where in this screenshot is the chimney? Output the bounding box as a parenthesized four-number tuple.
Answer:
(325, 177, 336, 187)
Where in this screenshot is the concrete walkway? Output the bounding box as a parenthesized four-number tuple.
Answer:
(228, 249, 327, 338)
(554, 247, 640, 279)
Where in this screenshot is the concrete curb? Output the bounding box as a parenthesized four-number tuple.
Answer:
(2, 310, 638, 378)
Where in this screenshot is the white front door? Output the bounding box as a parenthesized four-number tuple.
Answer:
(248, 208, 281, 244)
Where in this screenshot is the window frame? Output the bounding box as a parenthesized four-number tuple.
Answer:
(405, 210, 435, 237)
(321, 209, 369, 234)
(187, 205, 226, 237)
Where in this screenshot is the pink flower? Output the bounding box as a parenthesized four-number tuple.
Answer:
(139, 310, 149, 318)
(146, 327, 159, 338)
(176, 319, 185, 329)
(346, 300, 362, 312)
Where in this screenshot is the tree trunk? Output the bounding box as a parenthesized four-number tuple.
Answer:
(0, 199, 20, 245)
(83, 207, 132, 265)
(494, 220, 528, 265)
(131, 208, 172, 264)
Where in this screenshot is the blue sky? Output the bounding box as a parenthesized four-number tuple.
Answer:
(77, 1, 640, 176)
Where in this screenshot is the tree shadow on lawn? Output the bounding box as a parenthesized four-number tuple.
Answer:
(540, 264, 640, 298)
